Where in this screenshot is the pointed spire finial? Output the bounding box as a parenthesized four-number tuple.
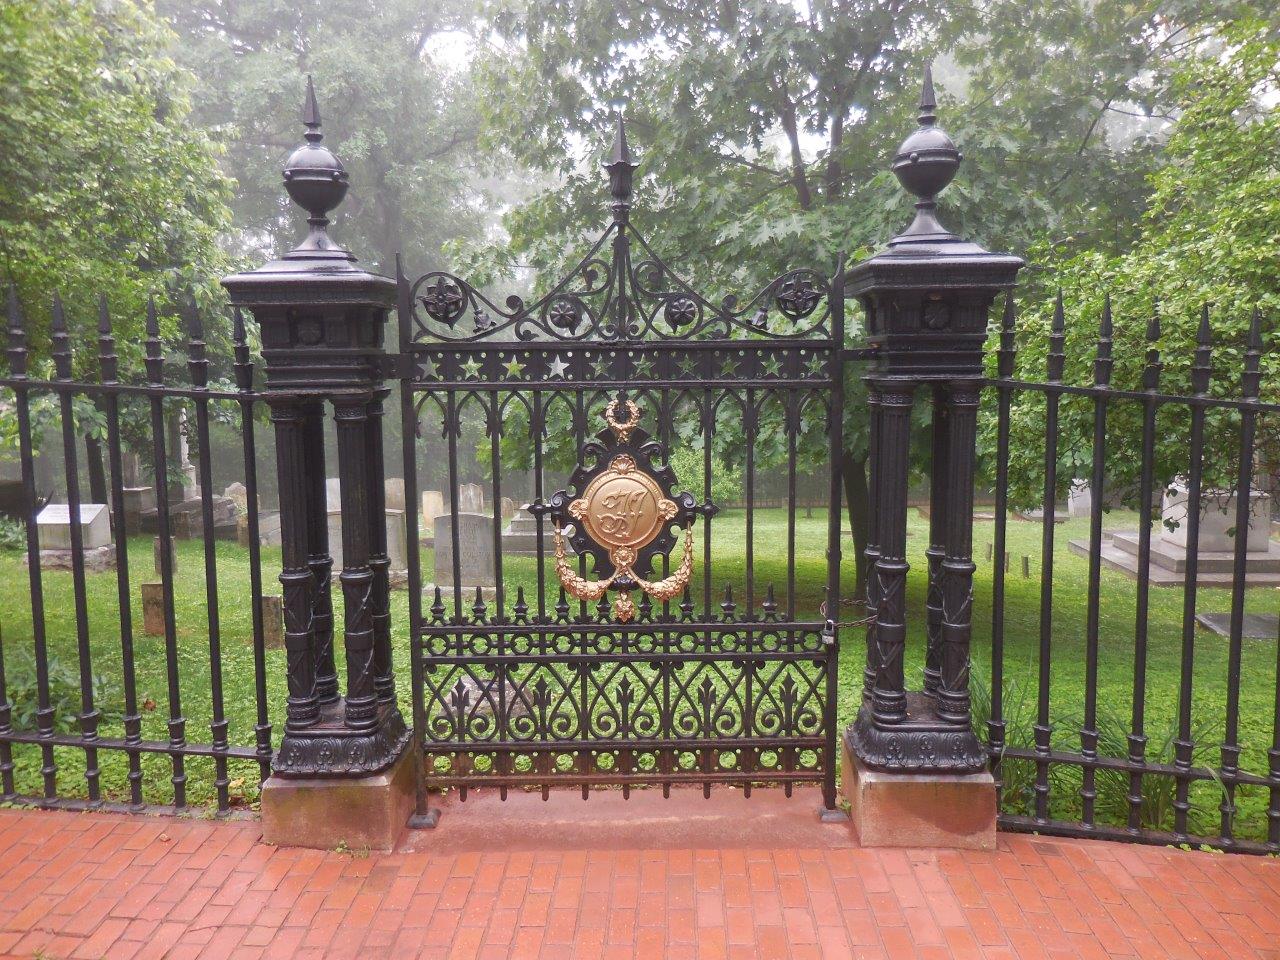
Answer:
(603, 108, 639, 220)
(1051, 289, 1065, 333)
(6, 285, 27, 378)
(918, 62, 937, 127)
(302, 75, 322, 141)
(97, 294, 111, 335)
(1197, 303, 1212, 346)
(1248, 307, 1263, 351)
(146, 296, 159, 340)
(232, 306, 246, 345)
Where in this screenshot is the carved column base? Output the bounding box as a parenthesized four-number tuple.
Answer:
(846, 695, 986, 773)
(273, 700, 411, 778)
(261, 739, 415, 852)
(840, 733, 995, 850)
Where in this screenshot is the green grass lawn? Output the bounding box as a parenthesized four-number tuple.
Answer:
(0, 507, 1276, 840)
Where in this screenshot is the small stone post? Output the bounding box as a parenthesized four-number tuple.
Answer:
(842, 66, 1023, 848)
(222, 78, 412, 851)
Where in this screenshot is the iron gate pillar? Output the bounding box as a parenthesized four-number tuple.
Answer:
(841, 66, 1022, 847)
(222, 78, 412, 850)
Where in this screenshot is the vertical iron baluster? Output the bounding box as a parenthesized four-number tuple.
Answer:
(1129, 307, 1162, 832)
(744, 386, 756, 620)
(487, 390, 509, 796)
(397, 261, 436, 827)
(232, 309, 272, 782)
(445, 392, 463, 622)
(822, 257, 846, 813)
(185, 303, 229, 812)
(1080, 294, 1113, 828)
(8, 290, 55, 798)
(1219, 310, 1261, 846)
(51, 295, 102, 802)
(0, 623, 10, 799)
(99, 298, 144, 807)
(532, 390, 547, 622)
(989, 293, 1015, 799)
(1033, 291, 1066, 824)
(1173, 306, 1213, 841)
(785, 389, 799, 621)
(145, 299, 186, 807)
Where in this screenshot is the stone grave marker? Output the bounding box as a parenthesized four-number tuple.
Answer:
(121, 487, 155, 528)
(431, 512, 496, 595)
(384, 478, 406, 512)
(262, 595, 284, 648)
(34, 503, 114, 571)
(457, 483, 485, 514)
(141, 582, 164, 636)
(153, 536, 177, 576)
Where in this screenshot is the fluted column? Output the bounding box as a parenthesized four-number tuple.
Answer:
(271, 400, 319, 732)
(366, 389, 395, 706)
(334, 397, 379, 732)
(924, 386, 949, 697)
(304, 402, 339, 705)
(937, 380, 980, 725)
(869, 384, 914, 725)
(862, 386, 882, 708)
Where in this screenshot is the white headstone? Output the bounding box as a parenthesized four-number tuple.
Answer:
(457, 483, 485, 514)
(421, 490, 445, 525)
(385, 507, 408, 575)
(1067, 480, 1092, 519)
(1162, 483, 1272, 553)
(434, 512, 496, 589)
(384, 478, 406, 512)
(38, 503, 111, 551)
(326, 477, 342, 508)
(500, 496, 517, 521)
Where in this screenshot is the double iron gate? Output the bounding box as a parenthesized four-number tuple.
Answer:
(396, 127, 848, 810)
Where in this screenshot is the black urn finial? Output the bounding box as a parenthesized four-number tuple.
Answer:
(889, 62, 962, 246)
(604, 110, 639, 221)
(282, 76, 352, 260)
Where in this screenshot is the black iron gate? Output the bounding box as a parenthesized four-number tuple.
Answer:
(395, 121, 847, 814)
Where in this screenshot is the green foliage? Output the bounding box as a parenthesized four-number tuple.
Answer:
(0, 0, 233, 363)
(994, 22, 1280, 508)
(160, 0, 488, 276)
(669, 445, 743, 507)
(0, 517, 24, 552)
(4, 653, 123, 736)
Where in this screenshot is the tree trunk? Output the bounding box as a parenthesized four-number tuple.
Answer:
(842, 450, 870, 600)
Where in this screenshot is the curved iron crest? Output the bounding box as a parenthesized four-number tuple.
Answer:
(402, 119, 832, 344)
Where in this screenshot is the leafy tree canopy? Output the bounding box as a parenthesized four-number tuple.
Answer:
(0, 0, 233, 367)
(159, 0, 490, 275)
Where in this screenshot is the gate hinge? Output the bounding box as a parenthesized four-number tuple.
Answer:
(377, 353, 414, 379)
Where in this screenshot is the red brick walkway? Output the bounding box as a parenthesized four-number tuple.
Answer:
(2, 788, 1279, 960)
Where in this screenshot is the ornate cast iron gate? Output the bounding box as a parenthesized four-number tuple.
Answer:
(396, 120, 847, 815)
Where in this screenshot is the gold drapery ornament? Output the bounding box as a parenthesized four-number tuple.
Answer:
(550, 397, 695, 622)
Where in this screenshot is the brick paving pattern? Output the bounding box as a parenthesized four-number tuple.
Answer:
(2, 797, 1280, 959)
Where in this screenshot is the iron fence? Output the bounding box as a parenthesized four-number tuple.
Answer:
(987, 292, 1280, 853)
(0, 291, 272, 814)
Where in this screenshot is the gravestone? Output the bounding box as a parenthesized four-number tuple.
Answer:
(1067, 480, 1092, 519)
(500, 497, 517, 521)
(141, 582, 164, 636)
(34, 503, 114, 571)
(326, 477, 342, 507)
(384, 478, 406, 512)
(457, 483, 485, 514)
(262, 595, 284, 648)
(384, 508, 409, 588)
(501, 506, 573, 558)
(169, 496, 238, 540)
(223, 482, 251, 515)
(153, 536, 177, 576)
(431, 511, 496, 595)
(442, 675, 528, 724)
(1070, 485, 1280, 586)
(237, 510, 282, 548)
(420, 490, 444, 547)
(121, 487, 155, 528)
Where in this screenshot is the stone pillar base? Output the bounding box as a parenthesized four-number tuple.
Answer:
(840, 737, 996, 849)
(261, 744, 415, 852)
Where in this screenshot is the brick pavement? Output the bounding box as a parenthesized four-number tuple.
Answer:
(1, 788, 1279, 959)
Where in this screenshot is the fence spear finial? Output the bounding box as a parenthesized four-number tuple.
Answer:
(282, 75, 350, 259)
(302, 74, 322, 139)
(919, 61, 937, 127)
